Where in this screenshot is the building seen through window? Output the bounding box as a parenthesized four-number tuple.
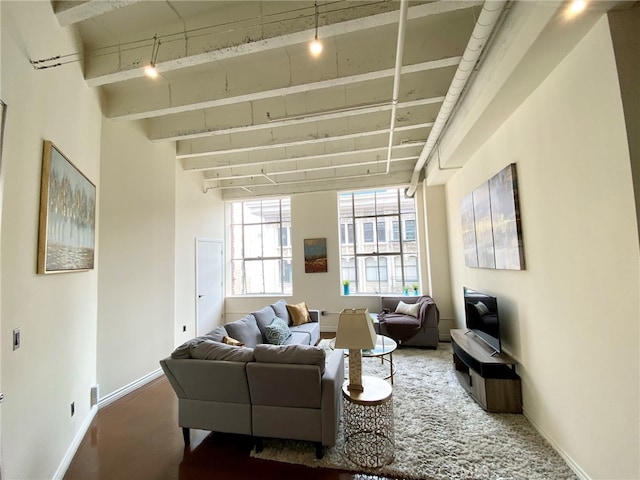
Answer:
(339, 188, 420, 294)
(229, 198, 291, 295)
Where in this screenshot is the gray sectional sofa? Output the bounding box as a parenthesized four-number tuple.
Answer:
(160, 299, 344, 458)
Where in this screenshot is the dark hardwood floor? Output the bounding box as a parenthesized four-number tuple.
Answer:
(64, 340, 391, 479)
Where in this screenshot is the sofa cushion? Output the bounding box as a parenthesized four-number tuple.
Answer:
(270, 299, 291, 325)
(190, 339, 255, 362)
(171, 334, 222, 359)
(264, 317, 291, 345)
(290, 322, 320, 346)
(171, 340, 196, 359)
(252, 305, 277, 338)
(224, 314, 262, 348)
(254, 343, 325, 373)
(206, 325, 229, 343)
(286, 301, 311, 326)
(396, 300, 421, 317)
(284, 330, 313, 346)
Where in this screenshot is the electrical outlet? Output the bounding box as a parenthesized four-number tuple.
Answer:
(70, 401, 75, 417)
(90, 386, 99, 407)
(182, 325, 186, 332)
(12, 328, 20, 350)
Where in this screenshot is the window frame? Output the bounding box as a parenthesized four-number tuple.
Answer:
(338, 188, 420, 295)
(228, 197, 292, 296)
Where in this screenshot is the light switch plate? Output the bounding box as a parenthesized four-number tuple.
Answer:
(12, 328, 20, 350)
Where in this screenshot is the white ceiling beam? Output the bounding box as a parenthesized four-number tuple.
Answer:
(85, 1, 481, 87)
(109, 57, 461, 121)
(203, 156, 418, 182)
(150, 97, 444, 142)
(212, 165, 414, 188)
(215, 170, 415, 200)
(177, 122, 433, 159)
(54, 0, 143, 27)
(193, 143, 423, 173)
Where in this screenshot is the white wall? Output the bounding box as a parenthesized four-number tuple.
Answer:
(423, 185, 454, 334)
(444, 17, 639, 479)
(0, 2, 102, 478)
(97, 118, 176, 398)
(174, 167, 225, 346)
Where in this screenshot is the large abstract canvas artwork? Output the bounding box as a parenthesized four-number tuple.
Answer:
(490, 164, 525, 269)
(460, 163, 525, 270)
(37, 141, 96, 274)
(460, 193, 478, 268)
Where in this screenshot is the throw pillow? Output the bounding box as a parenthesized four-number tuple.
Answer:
(270, 299, 291, 324)
(264, 317, 292, 345)
(252, 305, 278, 338)
(223, 314, 262, 348)
(395, 300, 421, 317)
(222, 336, 245, 347)
(474, 301, 490, 316)
(286, 301, 311, 326)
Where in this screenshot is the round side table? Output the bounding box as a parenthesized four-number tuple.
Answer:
(342, 375, 394, 468)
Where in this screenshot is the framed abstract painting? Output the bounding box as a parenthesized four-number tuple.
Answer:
(37, 141, 96, 274)
(304, 238, 328, 273)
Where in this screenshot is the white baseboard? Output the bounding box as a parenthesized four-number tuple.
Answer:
(522, 407, 590, 480)
(54, 368, 164, 480)
(98, 368, 164, 409)
(53, 405, 98, 480)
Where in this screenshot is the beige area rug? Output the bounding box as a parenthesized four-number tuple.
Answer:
(251, 341, 578, 480)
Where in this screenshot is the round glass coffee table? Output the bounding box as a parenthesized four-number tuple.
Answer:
(331, 334, 397, 384)
(363, 335, 397, 384)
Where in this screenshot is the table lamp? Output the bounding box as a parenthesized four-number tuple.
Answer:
(335, 308, 376, 392)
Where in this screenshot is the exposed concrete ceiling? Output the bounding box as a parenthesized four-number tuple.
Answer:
(49, 0, 624, 199)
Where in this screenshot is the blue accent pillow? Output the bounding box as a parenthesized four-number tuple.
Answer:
(264, 317, 292, 345)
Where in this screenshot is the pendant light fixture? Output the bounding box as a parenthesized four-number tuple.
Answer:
(309, 2, 323, 57)
(144, 34, 161, 78)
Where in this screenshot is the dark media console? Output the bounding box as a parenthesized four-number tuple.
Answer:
(451, 329, 522, 413)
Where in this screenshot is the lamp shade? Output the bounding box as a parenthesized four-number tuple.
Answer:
(335, 308, 376, 350)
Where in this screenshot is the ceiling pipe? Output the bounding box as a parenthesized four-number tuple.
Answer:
(386, 0, 409, 174)
(405, 0, 509, 197)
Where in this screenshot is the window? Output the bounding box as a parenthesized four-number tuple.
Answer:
(339, 188, 420, 294)
(365, 257, 388, 282)
(342, 257, 356, 282)
(377, 221, 386, 243)
(363, 222, 374, 243)
(392, 220, 399, 241)
(229, 197, 292, 295)
(340, 223, 354, 244)
(404, 219, 416, 241)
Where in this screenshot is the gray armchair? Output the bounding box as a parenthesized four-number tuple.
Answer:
(376, 295, 440, 348)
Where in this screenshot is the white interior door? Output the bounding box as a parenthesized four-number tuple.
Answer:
(196, 239, 224, 336)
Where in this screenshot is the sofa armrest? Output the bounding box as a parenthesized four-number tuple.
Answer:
(320, 349, 345, 446)
(418, 297, 439, 328)
(309, 309, 320, 323)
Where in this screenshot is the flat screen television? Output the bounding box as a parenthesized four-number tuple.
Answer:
(463, 287, 501, 353)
